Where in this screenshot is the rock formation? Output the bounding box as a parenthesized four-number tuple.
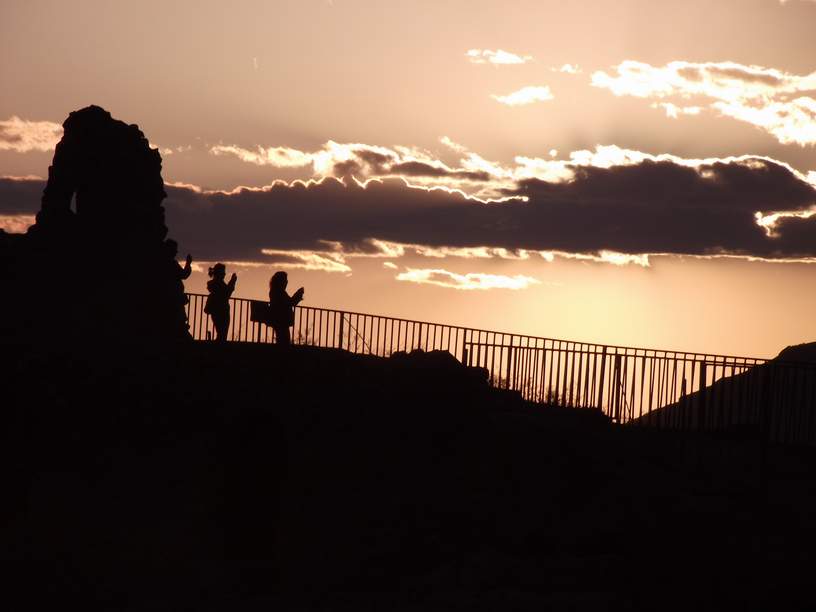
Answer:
(0, 105, 189, 346)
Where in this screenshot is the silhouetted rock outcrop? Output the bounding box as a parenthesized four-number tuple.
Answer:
(0, 105, 188, 345)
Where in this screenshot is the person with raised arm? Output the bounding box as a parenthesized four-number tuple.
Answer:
(204, 263, 237, 342)
(268, 270, 304, 346)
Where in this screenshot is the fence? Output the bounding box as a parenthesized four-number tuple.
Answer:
(464, 339, 816, 445)
(186, 293, 816, 444)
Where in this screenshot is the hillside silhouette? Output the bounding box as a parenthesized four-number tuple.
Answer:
(2, 107, 816, 611)
(638, 342, 816, 444)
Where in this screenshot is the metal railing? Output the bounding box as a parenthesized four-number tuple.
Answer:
(464, 339, 816, 445)
(185, 292, 480, 354)
(185, 292, 816, 444)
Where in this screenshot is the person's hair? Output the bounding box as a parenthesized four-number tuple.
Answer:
(270, 270, 287, 290)
(209, 263, 225, 278)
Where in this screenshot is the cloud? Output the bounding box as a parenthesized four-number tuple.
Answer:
(0, 117, 62, 153)
(651, 102, 703, 118)
(395, 268, 540, 290)
(159, 157, 816, 261)
(592, 60, 816, 145)
(0, 114, 187, 158)
(491, 86, 554, 106)
(259, 248, 351, 272)
(553, 64, 581, 74)
(210, 144, 313, 167)
(160, 145, 193, 157)
(440, 136, 468, 153)
(0, 175, 46, 215)
(210, 139, 514, 200)
(5, 145, 816, 265)
(0, 214, 35, 233)
(465, 49, 533, 65)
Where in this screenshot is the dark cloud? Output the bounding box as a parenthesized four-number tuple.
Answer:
(332, 159, 363, 178)
(0, 177, 44, 214)
(3, 155, 816, 260)
(353, 149, 395, 173)
(329, 151, 491, 183)
(163, 158, 816, 260)
(389, 161, 491, 182)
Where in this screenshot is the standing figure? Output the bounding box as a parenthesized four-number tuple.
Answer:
(268, 271, 304, 346)
(163, 239, 194, 333)
(205, 263, 237, 342)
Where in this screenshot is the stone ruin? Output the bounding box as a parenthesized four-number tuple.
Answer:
(0, 105, 190, 346)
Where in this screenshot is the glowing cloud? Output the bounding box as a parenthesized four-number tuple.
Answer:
(395, 268, 540, 290)
(491, 86, 554, 106)
(160, 145, 193, 157)
(0, 214, 35, 233)
(592, 60, 816, 145)
(210, 144, 313, 167)
(754, 209, 816, 237)
(652, 102, 703, 118)
(0, 117, 62, 153)
(210, 138, 516, 199)
(539, 250, 651, 267)
(554, 63, 581, 74)
(260, 249, 351, 273)
(465, 49, 533, 65)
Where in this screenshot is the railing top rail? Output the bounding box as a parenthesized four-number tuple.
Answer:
(462, 341, 767, 364)
(186, 292, 769, 363)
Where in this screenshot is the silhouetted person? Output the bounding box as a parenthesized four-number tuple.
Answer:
(205, 263, 237, 341)
(163, 239, 194, 331)
(268, 270, 304, 346)
(165, 239, 193, 281)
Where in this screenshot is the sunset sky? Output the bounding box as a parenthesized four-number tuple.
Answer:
(3, 0, 816, 357)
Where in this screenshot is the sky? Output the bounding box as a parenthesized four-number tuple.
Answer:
(2, 0, 816, 358)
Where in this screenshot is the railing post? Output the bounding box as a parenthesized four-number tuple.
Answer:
(697, 362, 708, 431)
(338, 314, 345, 350)
(597, 347, 607, 413)
(612, 354, 622, 423)
(506, 345, 513, 390)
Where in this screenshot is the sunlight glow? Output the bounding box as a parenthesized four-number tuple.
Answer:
(395, 268, 540, 290)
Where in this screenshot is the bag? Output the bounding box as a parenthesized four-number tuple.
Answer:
(250, 300, 271, 324)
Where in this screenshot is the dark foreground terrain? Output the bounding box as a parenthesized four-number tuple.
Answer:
(3, 340, 816, 611)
